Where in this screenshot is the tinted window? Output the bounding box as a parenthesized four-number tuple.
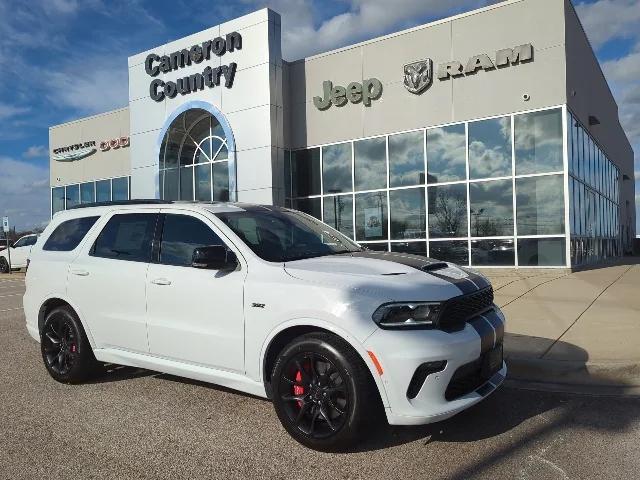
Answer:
(322, 143, 352, 194)
(427, 124, 466, 183)
(80, 182, 95, 204)
(428, 183, 467, 238)
(65, 184, 80, 208)
(354, 137, 386, 191)
(19, 236, 38, 247)
(515, 109, 563, 175)
(429, 240, 469, 265)
(52, 187, 65, 215)
(389, 188, 425, 240)
(355, 192, 388, 241)
(112, 177, 129, 201)
(43, 217, 100, 252)
(389, 131, 424, 187)
(468, 117, 512, 179)
(516, 175, 565, 235)
(323, 194, 354, 239)
(290, 148, 321, 197)
(96, 180, 111, 202)
(92, 213, 157, 262)
(160, 214, 224, 266)
(469, 180, 513, 237)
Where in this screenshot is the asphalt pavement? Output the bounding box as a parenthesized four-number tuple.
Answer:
(2, 275, 640, 479)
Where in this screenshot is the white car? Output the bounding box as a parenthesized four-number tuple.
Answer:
(0, 234, 38, 272)
(24, 201, 506, 450)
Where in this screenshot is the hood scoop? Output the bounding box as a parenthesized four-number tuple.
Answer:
(381, 272, 407, 276)
(421, 262, 449, 272)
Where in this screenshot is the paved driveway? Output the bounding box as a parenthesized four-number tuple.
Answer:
(2, 274, 640, 479)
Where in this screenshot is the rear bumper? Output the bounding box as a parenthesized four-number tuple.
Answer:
(364, 307, 506, 425)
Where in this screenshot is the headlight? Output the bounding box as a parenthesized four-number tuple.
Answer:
(372, 302, 442, 329)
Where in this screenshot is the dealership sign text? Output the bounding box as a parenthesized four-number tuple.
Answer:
(314, 78, 383, 110)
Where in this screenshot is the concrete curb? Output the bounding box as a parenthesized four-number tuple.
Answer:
(505, 357, 640, 396)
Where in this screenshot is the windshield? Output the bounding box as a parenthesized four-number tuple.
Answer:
(216, 208, 361, 262)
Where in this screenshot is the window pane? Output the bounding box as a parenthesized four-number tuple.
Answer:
(516, 175, 565, 235)
(96, 180, 111, 202)
(354, 137, 386, 191)
(323, 194, 353, 239)
(355, 192, 388, 241)
(389, 131, 424, 187)
(389, 188, 425, 240)
(195, 164, 212, 201)
(427, 124, 466, 183)
(428, 183, 467, 238)
(291, 148, 321, 197)
(160, 214, 224, 267)
(469, 117, 512, 179)
(43, 216, 99, 251)
(469, 180, 513, 237)
(515, 108, 563, 175)
(391, 241, 427, 257)
(80, 182, 95, 204)
(471, 239, 514, 266)
(112, 177, 129, 201)
(212, 162, 230, 201)
(92, 213, 157, 262)
(52, 187, 65, 214)
(180, 167, 193, 201)
(518, 238, 566, 266)
(429, 240, 469, 265)
(291, 198, 321, 219)
(322, 143, 352, 193)
(362, 242, 388, 252)
(164, 170, 178, 201)
(65, 184, 79, 208)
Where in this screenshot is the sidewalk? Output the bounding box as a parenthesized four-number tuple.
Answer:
(482, 259, 640, 395)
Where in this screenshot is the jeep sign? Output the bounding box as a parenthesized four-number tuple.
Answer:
(313, 78, 383, 110)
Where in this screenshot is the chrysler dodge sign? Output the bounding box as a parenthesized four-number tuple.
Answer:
(145, 32, 242, 102)
(404, 44, 533, 94)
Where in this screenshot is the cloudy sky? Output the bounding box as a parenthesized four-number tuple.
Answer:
(0, 0, 638, 233)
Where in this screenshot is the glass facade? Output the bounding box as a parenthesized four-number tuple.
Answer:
(51, 176, 131, 216)
(285, 107, 581, 267)
(159, 108, 230, 202)
(567, 111, 621, 266)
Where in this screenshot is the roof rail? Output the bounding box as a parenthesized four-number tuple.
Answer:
(66, 199, 173, 210)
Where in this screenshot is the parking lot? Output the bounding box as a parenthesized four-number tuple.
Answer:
(2, 274, 640, 480)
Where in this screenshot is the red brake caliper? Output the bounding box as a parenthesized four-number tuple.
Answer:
(293, 371, 304, 408)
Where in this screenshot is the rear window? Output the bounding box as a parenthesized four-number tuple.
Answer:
(91, 213, 157, 263)
(43, 216, 100, 252)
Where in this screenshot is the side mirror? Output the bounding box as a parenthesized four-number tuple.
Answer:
(192, 245, 238, 271)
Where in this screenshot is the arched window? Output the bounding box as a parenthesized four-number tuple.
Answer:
(159, 108, 230, 201)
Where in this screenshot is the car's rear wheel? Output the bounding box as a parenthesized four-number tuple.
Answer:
(271, 332, 381, 451)
(0, 257, 9, 273)
(41, 306, 100, 383)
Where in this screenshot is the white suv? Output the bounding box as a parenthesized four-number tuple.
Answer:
(0, 234, 38, 272)
(24, 201, 506, 450)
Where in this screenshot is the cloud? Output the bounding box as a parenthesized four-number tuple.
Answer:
(23, 145, 49, 159)
(0, 103, 29, 120)
(0, 156, 50, 231)
(575, 0, 640, 49)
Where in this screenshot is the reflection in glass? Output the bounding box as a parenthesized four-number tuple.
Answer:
(518, 238, 566, 266)
(389, 188, 425, 240)
(291, 198, 321, 219)
(195, 164, 212, 201)
(354, 137, 386, 191)
(323, 194, 354, 239)
(469, 117, 512, 179)
(80, 182, 95, 204)
(427, 124, 466, 183)
(469, 180, 513, 237)
(515, 108, 563, 175)
(291, 148, 321, 197)
(52, 187, 66, 214)
(389, 131, 424, 187)
(391, 241, 427, 257)
(96, 180, 110, 202)
(362, 242, 388, 252)
(112, 177, 129, 201)
(471, 239, 514, 266)
(322, 143, 352, 193)
(428, 184, 467, 238)
(516, 175, 564, 235)
(212, 162, 230, 201)
(429, 240, 469, 265)
(180, 167, 193, 201)
(355, 192, 388, 241)
(65, 184, 80, 208)
(164, 169, 178, 201)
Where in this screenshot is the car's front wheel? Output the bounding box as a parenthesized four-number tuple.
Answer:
(41, 306, 101, 383)
(0, 257, 9, 273)
(271, 332, 381, 451)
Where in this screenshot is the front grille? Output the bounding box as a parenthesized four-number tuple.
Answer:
(438, 287, 494, 330)
(445, 358, 486, 401)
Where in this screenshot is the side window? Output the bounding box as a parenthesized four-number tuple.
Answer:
(160, 214, 224, 267)
(13, 238, 27, 248)
(23, 236, 38, 247)
(92, 213, 157, 262)
(43, 217, 100, 252)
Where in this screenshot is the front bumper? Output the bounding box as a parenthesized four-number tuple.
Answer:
(364, 307, 506, 425)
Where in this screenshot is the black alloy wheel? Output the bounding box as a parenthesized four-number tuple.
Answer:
(271, 332, 382, 451)
(278, 352, 349, 439)
(41, 306, 100, 383)
(0, 257, 9, 273)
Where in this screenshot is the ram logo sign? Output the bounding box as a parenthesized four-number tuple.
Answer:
(403, 59, 433, 94)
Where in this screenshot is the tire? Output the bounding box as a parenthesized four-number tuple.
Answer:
(40, 306, 101, 384)
(0, 257, 8, 274)
(271, 332, 381, 451)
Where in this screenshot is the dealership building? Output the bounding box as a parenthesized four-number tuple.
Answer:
(49, 0, 635, 268)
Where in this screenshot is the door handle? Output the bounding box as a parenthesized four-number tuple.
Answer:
(151, 278, 172, 286)
(70, 269, 89, 277)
